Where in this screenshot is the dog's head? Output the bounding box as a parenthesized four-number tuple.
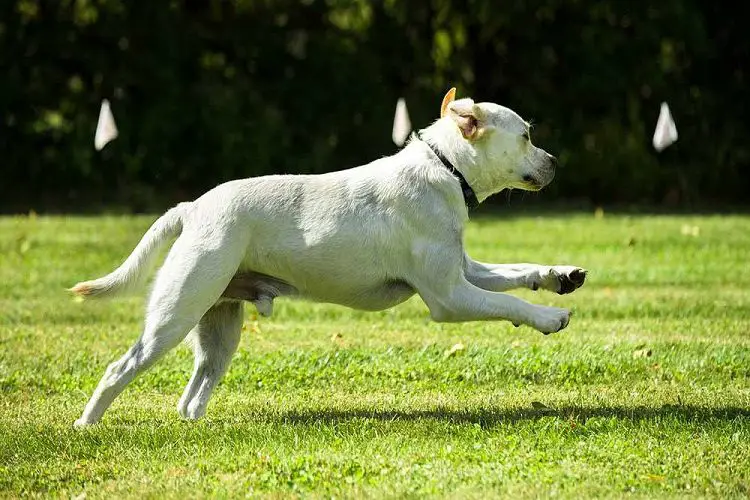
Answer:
(439, 88, 557, 197)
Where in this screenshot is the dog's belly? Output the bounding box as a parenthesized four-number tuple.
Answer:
(308, 279, 416, 311)
(225, 270, 415, 312)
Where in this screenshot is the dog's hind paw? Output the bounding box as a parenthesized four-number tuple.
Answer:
(73, 418, 95, 428)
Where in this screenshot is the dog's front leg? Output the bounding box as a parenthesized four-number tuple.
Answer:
(417, 276, 570, 334)
(465, 258, 587, 295)
(413, 246, 571, 335)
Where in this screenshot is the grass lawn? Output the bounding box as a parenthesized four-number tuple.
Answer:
(1, 211, 749, 498)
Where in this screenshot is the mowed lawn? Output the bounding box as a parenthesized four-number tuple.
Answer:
(1, 212, 749, 498)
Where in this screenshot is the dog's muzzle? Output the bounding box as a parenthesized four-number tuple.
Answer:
(522, 154, 557, 191)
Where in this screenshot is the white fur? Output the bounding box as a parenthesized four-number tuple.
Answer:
(71, 93, 586, 426)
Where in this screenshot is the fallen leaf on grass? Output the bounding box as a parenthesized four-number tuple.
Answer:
(680, 225, 700, 237)
(243, 321, 261, 334)
(633, 347, 652, 358)
(165, 467, 190, 478)
(443, 343, 465, 358)
(16, 235, 31, 254)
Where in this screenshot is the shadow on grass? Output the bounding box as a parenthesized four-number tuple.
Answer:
(31, 405, 749, 433)
(4, 405, 747, 466)
(266, 404, 750, 427)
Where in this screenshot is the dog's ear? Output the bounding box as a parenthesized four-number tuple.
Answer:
(440, 87, 456, 118)
(447, 98, 484, 141)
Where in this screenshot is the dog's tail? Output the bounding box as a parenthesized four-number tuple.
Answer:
(69, 202, 190, 299)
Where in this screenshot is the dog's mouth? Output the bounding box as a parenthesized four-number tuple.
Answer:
(521, 174, 544, 191)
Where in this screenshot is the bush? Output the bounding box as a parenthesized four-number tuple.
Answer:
(1, 0, 747, 212)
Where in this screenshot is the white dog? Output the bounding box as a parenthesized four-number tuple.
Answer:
(70, 88, 586, 426)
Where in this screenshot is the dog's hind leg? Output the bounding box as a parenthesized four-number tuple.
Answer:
(74, 232, 247, 427)
(177, 300, 243, 420)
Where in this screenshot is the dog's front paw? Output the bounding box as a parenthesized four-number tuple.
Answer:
(527, 305, 571, 334)
(539, 266, 587, 294)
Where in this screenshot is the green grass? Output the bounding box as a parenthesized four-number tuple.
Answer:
(1, 212, 749, 498)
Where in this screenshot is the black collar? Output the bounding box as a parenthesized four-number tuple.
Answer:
(415, 131, 478, 209)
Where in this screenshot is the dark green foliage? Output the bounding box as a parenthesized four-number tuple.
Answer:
(1, 0, 748, 212)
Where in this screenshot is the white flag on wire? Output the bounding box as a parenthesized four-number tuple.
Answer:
(392, 97, 412, 147)
(652, 102, 677, 152)
(95, 99, 118, 151)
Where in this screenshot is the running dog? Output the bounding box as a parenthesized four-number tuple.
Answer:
(70, 88, 586, 426)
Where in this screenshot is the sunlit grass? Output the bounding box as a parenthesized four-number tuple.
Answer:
(1, 212, 748, 498)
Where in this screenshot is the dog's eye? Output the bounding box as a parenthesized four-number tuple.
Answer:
(522, 131, 530, 142)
